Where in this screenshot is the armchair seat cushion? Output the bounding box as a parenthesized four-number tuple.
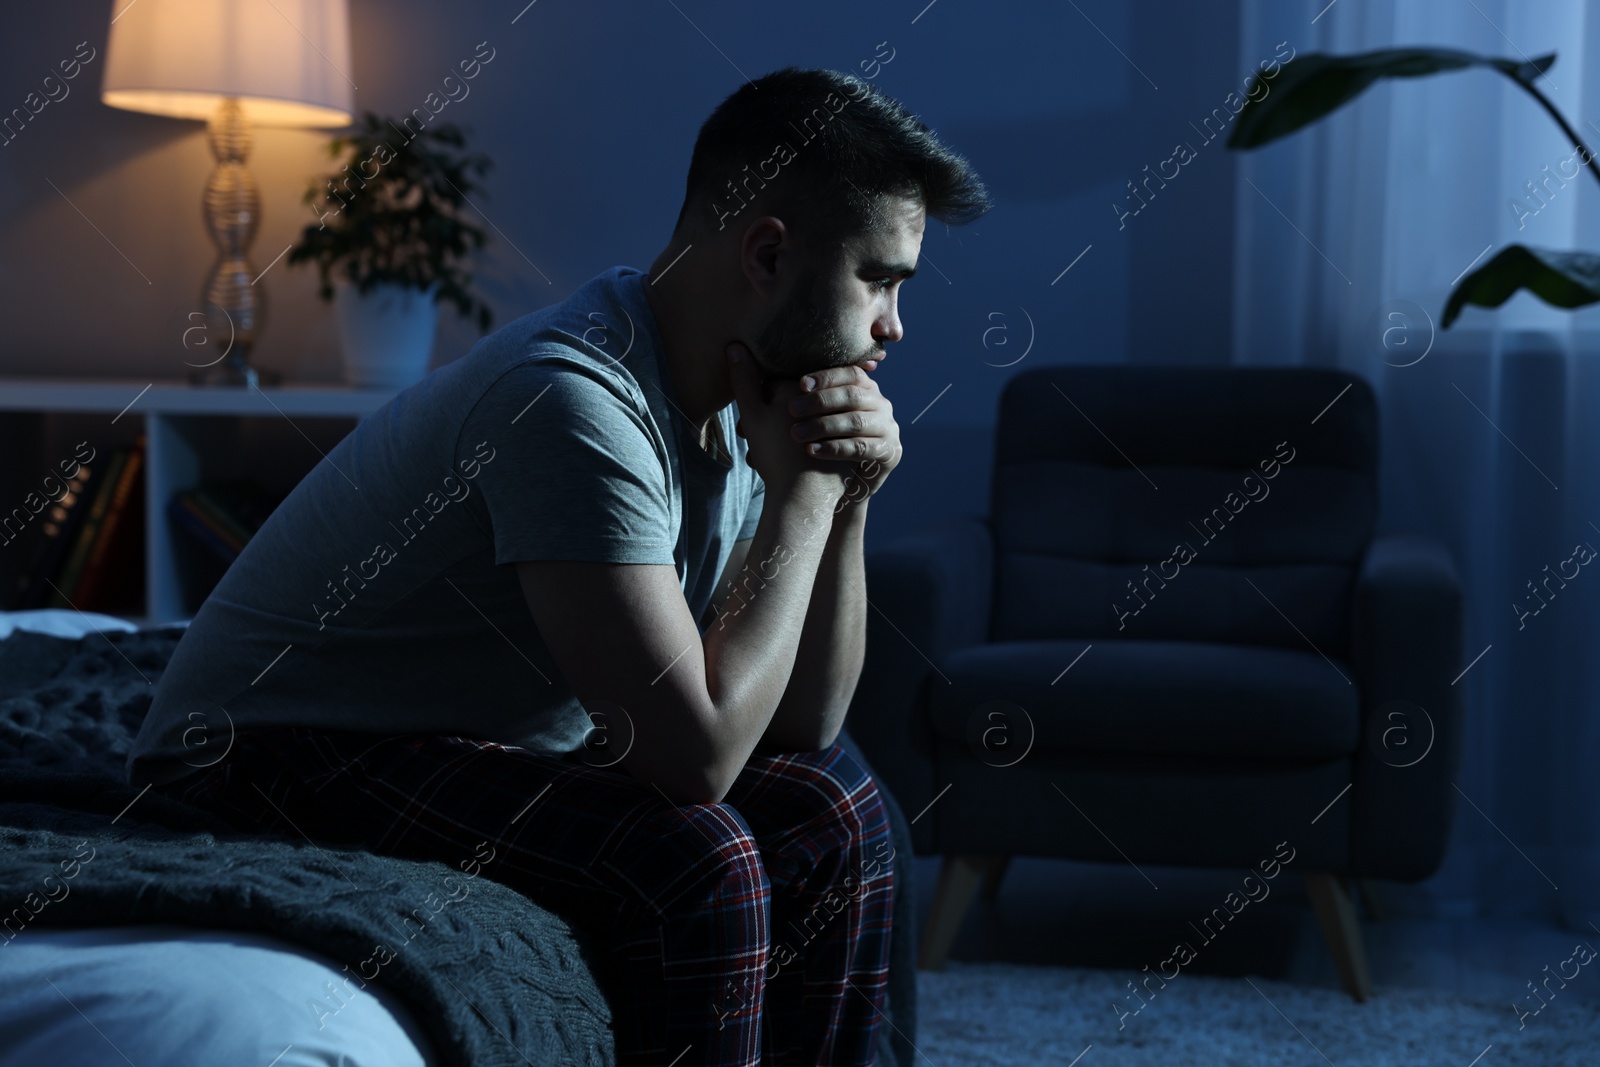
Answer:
(929, 638, 1360, 760)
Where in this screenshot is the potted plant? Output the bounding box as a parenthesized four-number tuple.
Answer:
(289, 111, 494, 388)
(1227, 50, 1600, 327)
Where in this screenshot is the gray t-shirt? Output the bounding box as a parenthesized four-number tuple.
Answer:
(127, 265, 765, 788)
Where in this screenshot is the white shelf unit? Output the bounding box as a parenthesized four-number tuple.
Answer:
(0, 379, 397, 623)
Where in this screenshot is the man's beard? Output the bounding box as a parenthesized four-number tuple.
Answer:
(752, 267, 881, 379)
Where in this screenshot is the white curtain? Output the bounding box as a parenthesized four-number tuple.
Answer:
(1234, 0, 1600, 931)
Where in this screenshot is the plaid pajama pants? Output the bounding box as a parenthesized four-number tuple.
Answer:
(153, 725, 896, 1067)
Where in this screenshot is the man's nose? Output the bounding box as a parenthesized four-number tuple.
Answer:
(875, 300, 903, 344)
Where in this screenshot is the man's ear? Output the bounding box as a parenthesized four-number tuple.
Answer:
(738, 215, 790, 294)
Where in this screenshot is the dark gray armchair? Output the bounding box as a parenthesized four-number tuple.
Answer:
(844, 365, 1464, 1001)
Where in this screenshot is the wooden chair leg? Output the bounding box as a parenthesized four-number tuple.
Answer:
(1356, 878, 1386, 921)
(980, 855, 1011, 902)
(918, 854, 991, 971)
(1303, 873, 1373, 1002)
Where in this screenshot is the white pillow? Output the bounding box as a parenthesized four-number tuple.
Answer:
(0, 925, 438, 1066)
(0, 610, 174, 640)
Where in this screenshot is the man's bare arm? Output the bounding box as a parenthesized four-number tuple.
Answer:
(517, 470, 843, 806)
(743, 361, 898, 752)
(701, 536, 754, 633)
(755, 495, 866, 753)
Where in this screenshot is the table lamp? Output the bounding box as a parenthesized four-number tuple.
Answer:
(101, 0, 355, 386)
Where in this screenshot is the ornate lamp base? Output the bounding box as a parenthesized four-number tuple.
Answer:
(187, 358, 282, 388)
(192, 97, 277, 388)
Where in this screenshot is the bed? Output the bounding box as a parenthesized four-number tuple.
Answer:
(0, 611, 918, 1067)
(1, 924, 441, 1065)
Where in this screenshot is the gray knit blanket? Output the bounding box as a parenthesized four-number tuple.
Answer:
(0, 627, 614, 1067)
(0, 627, 918, 1067)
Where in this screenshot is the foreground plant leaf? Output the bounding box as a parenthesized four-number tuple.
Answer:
(1228, 48, 1556, 150)
(1443, 245, 1600, 327)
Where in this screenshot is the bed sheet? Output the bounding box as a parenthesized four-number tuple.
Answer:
(0, 621, 619, 1067)
(0, 923, 438, 1066)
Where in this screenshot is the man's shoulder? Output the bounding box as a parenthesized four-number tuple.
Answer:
(452, 264, 654, 403)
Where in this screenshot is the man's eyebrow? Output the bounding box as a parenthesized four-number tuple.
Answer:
(859, 258, 917, 279)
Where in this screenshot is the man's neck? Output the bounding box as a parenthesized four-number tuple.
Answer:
(642, 242, 735, 440)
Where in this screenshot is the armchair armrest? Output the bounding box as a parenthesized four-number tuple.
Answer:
(1348, 534, 1465, 880)
(845, 515, 993, 853)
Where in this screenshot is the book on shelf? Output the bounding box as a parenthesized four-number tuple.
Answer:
(46, 450, 128, 609)
(197, 481, 282, 543)
(168, 478, 286, 614)
(167, 493, 243, 563)
(167, 479, 285, 566)
(72, 437, 146, 611)
(10, 460, 97, 610)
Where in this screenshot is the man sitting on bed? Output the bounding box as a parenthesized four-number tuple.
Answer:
(128, 65, 990, 1067)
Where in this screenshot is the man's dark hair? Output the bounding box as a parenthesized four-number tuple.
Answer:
(673, 66, 992, 253)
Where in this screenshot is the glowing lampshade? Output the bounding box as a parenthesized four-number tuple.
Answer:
(102, 0, 354, 127)
(100, 0, 355, 385)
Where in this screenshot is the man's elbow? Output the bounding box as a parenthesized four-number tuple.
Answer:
(661, 775, 726, 807)
(640, 739, 732, 806)
(754, 721, 842, 757)
(672, 757, 744, 806)
(668, 709, 849, 805)
(812, 724, 842, 751)
(652, 729, 838, 806)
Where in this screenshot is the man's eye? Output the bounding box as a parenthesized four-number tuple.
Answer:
(871, 277, 894, 290)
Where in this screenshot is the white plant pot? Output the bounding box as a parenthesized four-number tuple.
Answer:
(334, 281, 440, 389)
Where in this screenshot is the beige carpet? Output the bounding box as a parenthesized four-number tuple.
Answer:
(915, 961, 1599, 1065)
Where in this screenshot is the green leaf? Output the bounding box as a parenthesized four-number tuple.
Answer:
(1485, 53, 1558, 84)
(288, 111, 496, 332)
(1443, 245, 1600, 327)
(1228, 48, 1557, 150)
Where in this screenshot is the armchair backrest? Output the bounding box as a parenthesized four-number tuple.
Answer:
(990, 365, 1377, 657)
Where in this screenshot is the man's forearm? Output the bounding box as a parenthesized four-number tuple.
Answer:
(696, 472, 853, 801)
(760, 496, 868, 752)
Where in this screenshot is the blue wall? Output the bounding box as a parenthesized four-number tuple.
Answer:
(0, 0, 1242, 550)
